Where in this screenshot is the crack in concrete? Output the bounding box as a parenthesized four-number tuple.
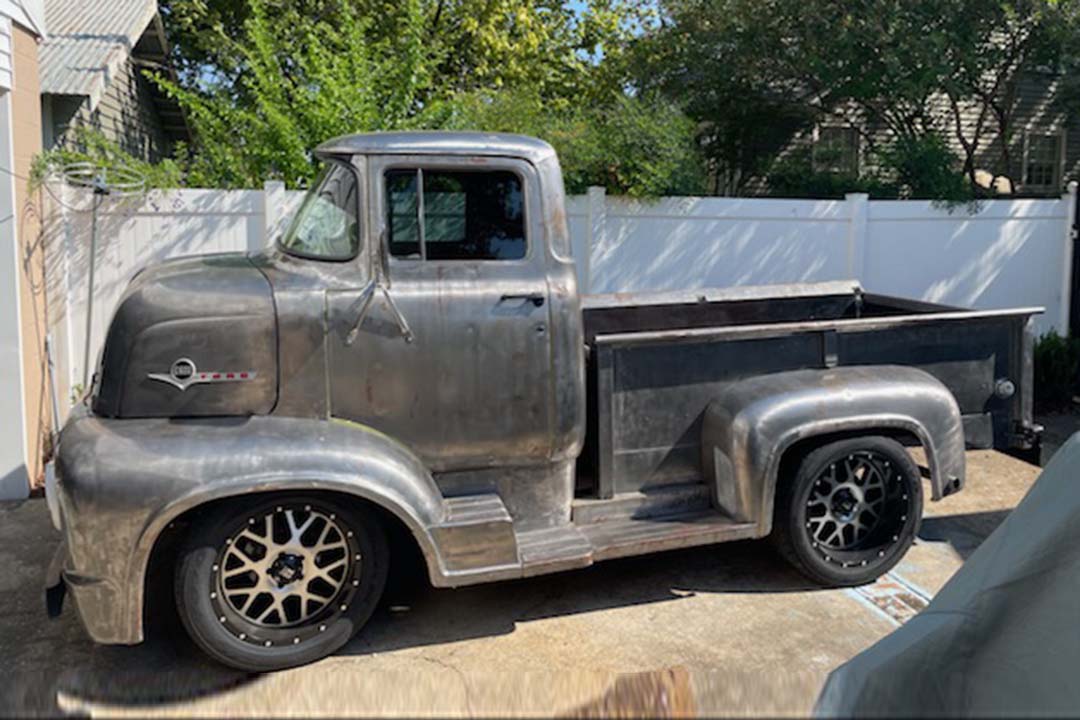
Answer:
(419, 653, 475, 715)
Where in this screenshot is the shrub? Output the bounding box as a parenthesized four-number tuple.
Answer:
(1033, 330, 1080, 412)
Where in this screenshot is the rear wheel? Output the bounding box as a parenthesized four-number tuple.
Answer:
(175, 495, 388, 671)
(772, 436, 922, 586)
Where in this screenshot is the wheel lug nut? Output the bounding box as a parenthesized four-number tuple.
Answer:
(293, 637, 300, 645)
(340, 604, 347, 612)
(210, 592, 217, 599)
(264, 640, 272, 647)
(239, 633, 246, 640)
(319, 624, 326, 632)
(305, 505, 312, 511)
(219, 616, 226, 623)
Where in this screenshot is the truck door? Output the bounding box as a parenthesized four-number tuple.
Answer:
(328, 155, 554, 471)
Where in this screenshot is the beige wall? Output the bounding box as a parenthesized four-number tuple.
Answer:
(13, 23, 47, 487)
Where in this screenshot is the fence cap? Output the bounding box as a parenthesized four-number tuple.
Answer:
(582, 279, 863, 310)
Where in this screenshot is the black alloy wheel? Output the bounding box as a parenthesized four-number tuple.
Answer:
(772, 436, 923, 586)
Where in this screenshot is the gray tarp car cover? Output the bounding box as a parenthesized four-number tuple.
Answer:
(815, 434, 1080, 717)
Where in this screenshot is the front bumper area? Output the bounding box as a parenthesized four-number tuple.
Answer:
(44, 536, 130, 645)
(47, 406, 152, 645)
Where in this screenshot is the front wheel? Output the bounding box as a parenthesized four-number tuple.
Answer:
(175, 495, 388, 671)
(771, 436, 923, 586)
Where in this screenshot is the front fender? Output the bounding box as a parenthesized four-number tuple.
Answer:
(54, 409, 449, 644)
(702, 365, 965, 534)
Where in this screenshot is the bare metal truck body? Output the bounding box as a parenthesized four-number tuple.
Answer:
(47, 133, 1042, 671)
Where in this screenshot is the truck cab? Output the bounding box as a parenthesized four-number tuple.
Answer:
(49, 132, 1040, 672)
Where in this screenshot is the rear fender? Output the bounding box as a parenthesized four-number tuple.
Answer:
(701, 365, 965, 535)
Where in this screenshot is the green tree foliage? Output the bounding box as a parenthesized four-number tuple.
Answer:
(31, 126, 184, 189)
(635, 0, 1079, 198)
(442, 89, 706, 195)
(151, 0, 700, 194)
(159, 0, 636, 102)
(154, 0, 433, 187)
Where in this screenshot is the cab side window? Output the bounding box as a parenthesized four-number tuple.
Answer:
(386, 169, 526, 261)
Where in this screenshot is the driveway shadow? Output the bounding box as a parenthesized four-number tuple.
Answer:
(346, 539, 817, 659)
(1, 499, 1006, 713)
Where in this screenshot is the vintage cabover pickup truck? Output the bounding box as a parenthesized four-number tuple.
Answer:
(47, 132, 1042, 671)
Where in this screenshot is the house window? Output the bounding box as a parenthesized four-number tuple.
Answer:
(1024, 133, 1063, 191)
(813, 126, 859, 175)
(386, 169, 526, 261)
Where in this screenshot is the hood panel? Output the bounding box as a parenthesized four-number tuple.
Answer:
(93, 253, 278, 418)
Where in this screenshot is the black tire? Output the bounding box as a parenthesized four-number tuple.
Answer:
(771, 436, 922, 586)
(175, 494, 388, 672)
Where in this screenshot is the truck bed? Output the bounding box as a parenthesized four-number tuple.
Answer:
(579, 280, 1040, 498)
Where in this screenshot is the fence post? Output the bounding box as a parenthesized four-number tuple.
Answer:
(261, 180, 286, 249)
(585, 186, 606, 294)
(845, 193, 869, 282)
(1062, 181, 1078, 335)
(48, 175, 79, 408)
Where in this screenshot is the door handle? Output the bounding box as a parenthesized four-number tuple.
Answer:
(500, 293, 545, 307)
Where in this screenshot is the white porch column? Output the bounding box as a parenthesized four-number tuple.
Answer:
(0, 86, 29, 499)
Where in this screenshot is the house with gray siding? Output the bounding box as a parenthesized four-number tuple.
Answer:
(39, 0, 189, 162)
(774, 69, 1076, 198)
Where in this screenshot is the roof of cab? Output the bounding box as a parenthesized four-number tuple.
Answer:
(314, 131, 556, 163)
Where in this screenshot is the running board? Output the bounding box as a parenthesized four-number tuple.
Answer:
(580, 511, 759, 561)
(512, 510, 759, 576)
(516, 525, 592, 576)
(432, 497, 760, 587)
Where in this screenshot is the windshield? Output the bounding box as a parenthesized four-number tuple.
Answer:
(279, 162, 360, 260)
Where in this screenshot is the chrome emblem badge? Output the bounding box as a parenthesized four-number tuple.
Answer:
(148, 357, 257, 391)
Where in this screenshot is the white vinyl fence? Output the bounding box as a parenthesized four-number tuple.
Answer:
(566, 188, 1077, 331)
(43, 178, 1077, 416)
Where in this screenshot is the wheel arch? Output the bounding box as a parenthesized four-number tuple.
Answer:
(765, 422, 934, 535)
(142, 487, 428, 639)
(701, 365, 966, 537)
(775, 427, 926, 487)
(133, 476, 445, 643)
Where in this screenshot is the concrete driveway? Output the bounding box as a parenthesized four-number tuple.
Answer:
(0, 450, 1040, 717)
